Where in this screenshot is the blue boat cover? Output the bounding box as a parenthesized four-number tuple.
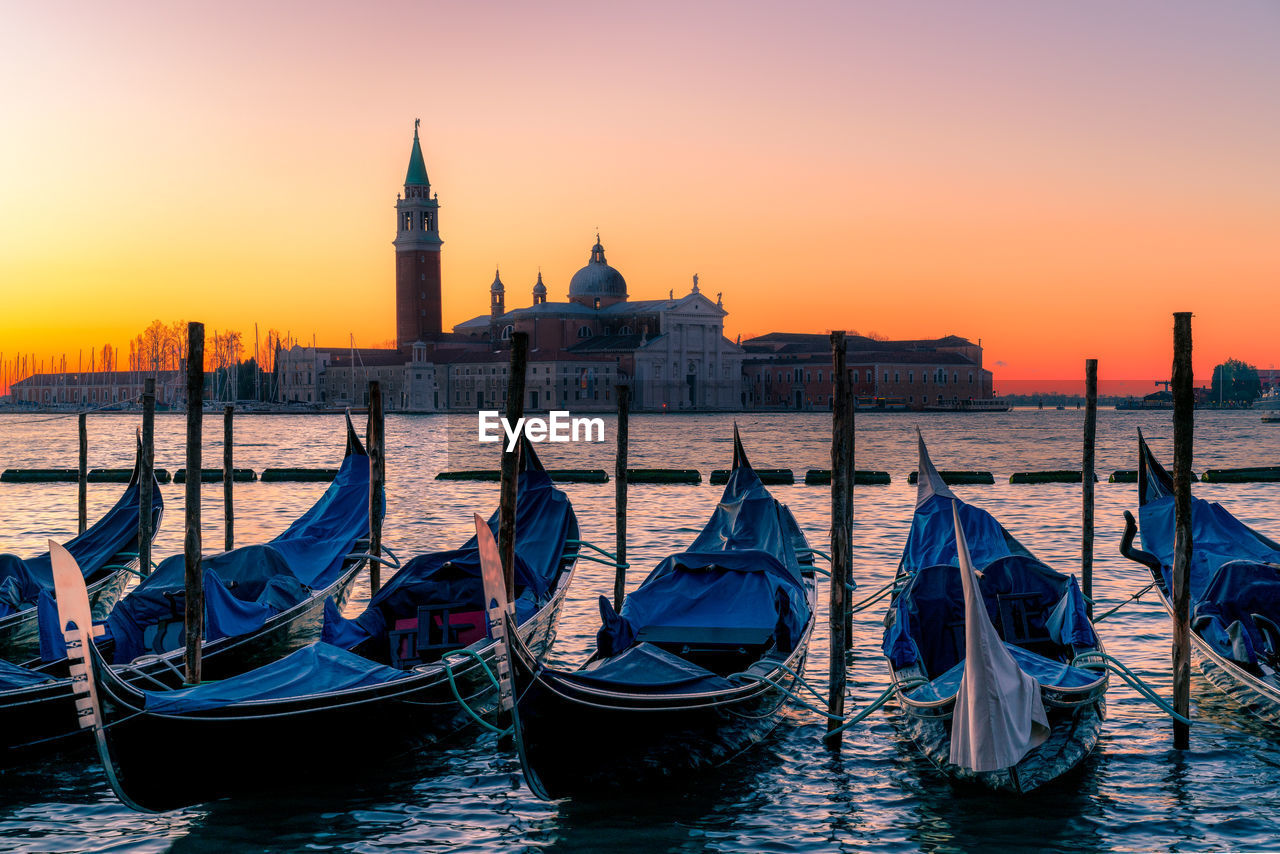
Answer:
(0, 457, 162, 619)
(0, 656, 54, 691)
(596, 463, 811, 660)
(564, 642, 734, 694)
(323, 462, 577, 660)
(143, 642, 410, 714)
(905, 642, 1100, 704)
(900, 493, 1033, 576)
(39, 449, 368, 664)
(885, 545, 1095, 675)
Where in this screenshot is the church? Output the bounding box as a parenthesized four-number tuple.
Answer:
(277, 123, 745, 412)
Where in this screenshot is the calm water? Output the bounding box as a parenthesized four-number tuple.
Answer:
(1, 409, 1279, 853)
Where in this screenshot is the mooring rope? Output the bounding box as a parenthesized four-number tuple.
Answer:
(1073, 651, 1193, 725)
(441, 648, 513, 737)
(1091, 581, 1157, 623)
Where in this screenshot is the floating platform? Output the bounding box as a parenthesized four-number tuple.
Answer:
(2, 468, 173, 483)
(261, 468, 340, 482)
(710, 468, 793, 485)
(626, 469, 701, 484)
(174, 468, 257, 483)
(434, 469, 609, 484)
(906, 470, 994, 485)
(1010, 471, 1099, 484)
(1201, 467, 1280, 484)
(803, 470, 892, 485)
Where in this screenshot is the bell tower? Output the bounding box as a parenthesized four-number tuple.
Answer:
(395, 119, 443, 349)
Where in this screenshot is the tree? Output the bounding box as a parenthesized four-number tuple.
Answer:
(1211, 358, 1261, 406)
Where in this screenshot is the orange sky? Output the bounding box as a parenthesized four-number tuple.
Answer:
(2, 1, 1277, 390)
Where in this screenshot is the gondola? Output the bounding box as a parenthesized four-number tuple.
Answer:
(1, 414, 370, 767)
(881, 434, 1107, 793)
(58, 437, 579, 812)
(0, 432, 163, 664)
(506, 428, 817, 800)
(1120, 432, 1280, 724)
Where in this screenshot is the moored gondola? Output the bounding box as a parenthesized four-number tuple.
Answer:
(506, 428, 817, 800)
(1120, 431, 1280, 725)
(0, 432, 163, 664)
(57, 438, 579, 812)
(881, 433, 1107, 793)
(1, 414, 370, 767)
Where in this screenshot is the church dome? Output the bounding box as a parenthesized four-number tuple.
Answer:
(490, 269, 504, 293)
(532, 272, 547, 296)
(568, 236, 627, 301)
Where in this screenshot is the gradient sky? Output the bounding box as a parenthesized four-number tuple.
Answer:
(2, 0, 1277, 388)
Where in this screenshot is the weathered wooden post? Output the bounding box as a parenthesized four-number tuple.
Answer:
(1171, 312, 1193, 749)
(184, 322, 204, 685)
(223, 405, 234, 551)
(826, 330, 852, 742)
(77, 411, 88, 534)
(1082, 358, 1097, 618)
(139, 378, 155, 575)
(498, 332, 529, 600)
(367, 381, 384, 596)
(614, 383, 630, 610)
(845, 378, 856, 651)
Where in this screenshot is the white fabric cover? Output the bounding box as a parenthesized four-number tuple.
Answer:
(948, 502, 1049, 772)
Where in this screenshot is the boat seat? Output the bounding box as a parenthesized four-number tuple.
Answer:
(388, 601, 482, 669)
(633, 624, 775, 676)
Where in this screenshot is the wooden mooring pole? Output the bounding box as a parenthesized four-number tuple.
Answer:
(139, 378, 155, 576)
(498, 333, 528, 601)
(826, 330, 852, 743)
(614, 384, 630, 611)
(1082, 359, 1097, 619)
(367, 381, 384, 596)
(77, 411, 87, 534)
(223, 405, 234, 551)
(1171, 312, 1194, 749)
(184, 322, 204, 685)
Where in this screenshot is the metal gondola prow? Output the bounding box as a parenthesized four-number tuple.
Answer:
(344, 409, 367, 458)
(915, 429, 956, 507)
(732, 423, 751, 471)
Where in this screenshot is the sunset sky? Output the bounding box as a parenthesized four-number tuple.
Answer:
(2, 1, 1277, 391)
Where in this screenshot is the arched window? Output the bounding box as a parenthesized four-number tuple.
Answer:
(501, 325, 513, 340)
(578, 326, 593, 339)
(619, 325, 632, 335)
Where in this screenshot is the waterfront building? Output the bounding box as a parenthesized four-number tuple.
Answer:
(9, 370, 187, 408)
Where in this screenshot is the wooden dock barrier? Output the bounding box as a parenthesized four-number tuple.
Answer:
(1200, 467, 1280, 483)
(625, 469, 701, 484)
(2, 467, 171, 483)
(614, 384, 629, 611)
(1083, 359, 1097, 619)
(368, 382, 385, 597)
(1112, 468, 1197, 483)
(1172, 311, 1193, 750)
(804, 469, 890, 485)
(78, 412, 87, 533)
(1009, 471, 1099, 484)
(906, 470, 994, 485)
(710, 468, 794, 485)
(224, 405, 234, 551)
(184, 321, 204, 686)
(498, 332, 528, 600)
(174, 468, 256, 483)
(140, 377, 155, 576)
(827, 329, 853, 743)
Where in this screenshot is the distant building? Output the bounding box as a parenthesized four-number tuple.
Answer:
(741, 333, 994, 410)
(9, 370, 187, 408)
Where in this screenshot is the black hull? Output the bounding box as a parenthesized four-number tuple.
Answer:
(512, 574, 817, 799)
(0, 560, 363, 768)
(91, 568, 573, 812)
(0, 566, 132, 663)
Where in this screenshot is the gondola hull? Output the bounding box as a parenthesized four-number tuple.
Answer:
(0, 558, 363, 767)
(0, 565, 132, 663)
(89, 569, 572, 812)
(512, 575, 816, 799)
(894, 674, 1106, 794)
